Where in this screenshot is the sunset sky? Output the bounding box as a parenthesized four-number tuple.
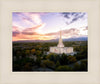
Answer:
(12, 12, 88, 41)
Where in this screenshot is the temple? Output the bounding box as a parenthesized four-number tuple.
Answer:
(49, 30, 74, 54)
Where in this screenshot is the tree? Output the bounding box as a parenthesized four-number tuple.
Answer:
(42, 60, 55, 69)
(56, 61, 60, 67)
(80, 62, 87, 71)
(25, 50, 30, 56)
(13, 64, 21, 71)
(36, 56, 41, 66)
(59, 54, 68, 65)
(31, 49, 36, 55)
(46, 53, 58, 63)
(56, 65, 72, 71)
(80, 60, 87, 71)
(73, 63, 80, 71)
(36, 50, 42, 56)
(42, 55, 47, 60)
(22, 63, 32, 71)
(67, 56, 77, 64)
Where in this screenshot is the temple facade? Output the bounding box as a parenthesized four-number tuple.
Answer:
(49, 30, 74, 54)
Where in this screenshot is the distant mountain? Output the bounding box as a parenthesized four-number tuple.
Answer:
(13, 36, 88, 43)
(63, 36, 88, 41)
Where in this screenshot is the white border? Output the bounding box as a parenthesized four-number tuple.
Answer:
(0, 0, 100, 84)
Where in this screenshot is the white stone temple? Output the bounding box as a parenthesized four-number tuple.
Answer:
(49, 30, 74, 54)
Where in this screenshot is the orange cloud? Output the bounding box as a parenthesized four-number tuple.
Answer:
(13, 26, 21, 32)
(13, 33, 54, 41)
(12, 23, 46, 41)
(13, 25, 88, 41)
(62, 28, 80, 38)
(21, 23, 45, 34)
(13, 26, 21, 37)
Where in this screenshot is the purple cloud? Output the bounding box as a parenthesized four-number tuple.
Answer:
(13, 31, 20, 36)
(61, 12, 87, 24)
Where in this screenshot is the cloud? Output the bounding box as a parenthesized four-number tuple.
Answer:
(13, 12, 43, 28)
(30, 14, 42, 24)
(21, 23, 45, 35)
(13, 26, 20, 31)
(35, 23, 46, 33)
(62, 28, 80, 38)
(21, 13, 42, 25)
(21, 32, 37, 35)
(13, 31, 20, 36)
(44, 27, 87, 39)
(45, 32, 59, 36)
(12, 23, 46, 41)
(22, 17, 34, 27)
(13, 34, 33, 41)
(61, 12, 87, 25)
(86, 26, 88, 30)
(13, 13, 34, 27)
(12, 23, 25, 31)
(13, 26, 21, 37)
(79, 27, 88, 35)
(13, 26, 88, 41)
(45, 28, 79, 36)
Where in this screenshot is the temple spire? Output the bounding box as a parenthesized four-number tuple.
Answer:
(57, 29, 64, 47)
